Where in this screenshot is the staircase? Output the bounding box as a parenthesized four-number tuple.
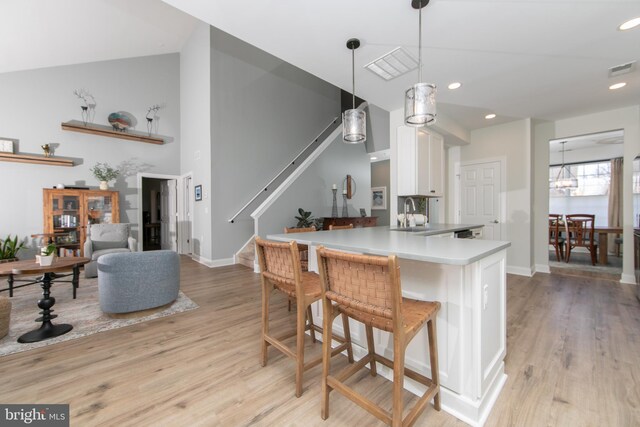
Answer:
(235, 236, 256, 269)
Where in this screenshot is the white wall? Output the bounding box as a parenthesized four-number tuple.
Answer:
(0, 54, 180, 252)
(180, 22, 212, 262)
(461, 119, 533, 275)
(534, 105, 640, 283)
(533, 120, 554, 273)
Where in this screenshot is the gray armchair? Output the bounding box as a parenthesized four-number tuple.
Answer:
(84, 223, 137, 278)
(97, 250, 179, 314)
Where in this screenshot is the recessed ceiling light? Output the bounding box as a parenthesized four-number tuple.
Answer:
(485, 114, 496, 119)
(619, 17, 640, 31)
(370, 156, 378, 160)
(609, 82, 626, 90)
(448, 82, 462, 90)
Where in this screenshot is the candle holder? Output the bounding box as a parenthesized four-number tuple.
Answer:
(331, 189, 338, 218)
(342, 193, 348, 217)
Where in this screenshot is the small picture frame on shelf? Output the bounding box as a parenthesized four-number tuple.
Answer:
(0, 138, 14, 153)
(195, 185, 202, 201)
(371, 186, 387, 211)
(359, 208, 367, 217)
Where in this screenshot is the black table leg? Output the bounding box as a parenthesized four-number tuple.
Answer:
(8, 274, 13, 297)
(18, 272, 73, 343)
(72, 266, 79, 299)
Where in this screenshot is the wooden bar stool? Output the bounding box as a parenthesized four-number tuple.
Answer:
(255, 237, 353, 397)
(328, 224, 354, 230)
(317, 247, 441, 426)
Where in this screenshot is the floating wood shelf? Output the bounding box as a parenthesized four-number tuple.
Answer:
(61, 120, 164, 145)
(0, 152, 74, 167)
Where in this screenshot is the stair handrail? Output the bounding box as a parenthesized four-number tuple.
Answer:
(228, 116, 340, 223)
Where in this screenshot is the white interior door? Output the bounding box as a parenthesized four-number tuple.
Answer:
(160, 180, 178, 251)
(460, 161, 502, 240)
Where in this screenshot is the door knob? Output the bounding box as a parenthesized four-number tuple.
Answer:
(491, 220, 499, 224)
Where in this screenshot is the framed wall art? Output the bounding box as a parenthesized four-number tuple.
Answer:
(371, 186, 387, 211)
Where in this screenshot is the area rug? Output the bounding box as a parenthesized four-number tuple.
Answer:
(0, 277, 198, 357)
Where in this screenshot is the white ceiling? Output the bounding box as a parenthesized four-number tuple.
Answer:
(161, 0, 640, 129)
(0, 0, 197, 74)
(1, 0, 638, 132)
(549, 129, 624, 153)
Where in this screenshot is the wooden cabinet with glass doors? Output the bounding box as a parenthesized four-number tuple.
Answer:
(42, 189, 120, 257)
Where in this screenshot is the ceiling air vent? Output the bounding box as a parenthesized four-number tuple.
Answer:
(608, 61, 636, 78)
(364, 47, 418, 81)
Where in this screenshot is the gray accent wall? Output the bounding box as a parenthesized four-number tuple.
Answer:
(371, 160, 390, 226)
(180, 22, 212, 261)
(365, 104, 391, 153)
(258, 134, 371, 236)
(209, 26, 341, 260)
(0, 54, 180, 252)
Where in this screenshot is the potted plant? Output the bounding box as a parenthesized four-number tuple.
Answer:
(0, 235, 25, 263)
(294, 208, 315, 228)
(36, 243, 56, 267)
(90, 162, 119, 190)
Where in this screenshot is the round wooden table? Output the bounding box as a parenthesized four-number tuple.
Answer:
(0, 257, 89, 343)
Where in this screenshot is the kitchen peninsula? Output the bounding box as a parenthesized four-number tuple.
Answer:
(268, 226, 511, 426)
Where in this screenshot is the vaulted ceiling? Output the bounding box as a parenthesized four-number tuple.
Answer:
(1, 0, 638, 131)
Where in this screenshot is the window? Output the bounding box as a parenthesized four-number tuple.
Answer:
(549, 161, 611, 197)
(633, 157, 640, 194)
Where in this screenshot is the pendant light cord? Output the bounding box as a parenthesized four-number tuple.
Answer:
(352, 47, 356, 109)
(418, 0, 422, 83)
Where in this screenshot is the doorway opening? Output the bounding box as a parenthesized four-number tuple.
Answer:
(547, 130, 623, 279)
(138, 173, 193, 255)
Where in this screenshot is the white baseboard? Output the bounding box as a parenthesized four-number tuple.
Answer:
(534, 264, 550, 274)
(191, 255, 235, 268)
(506, 265, 533, 277)
(620, 273, 636, 285)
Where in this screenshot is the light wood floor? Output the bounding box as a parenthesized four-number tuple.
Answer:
(1, 257, 639, 426)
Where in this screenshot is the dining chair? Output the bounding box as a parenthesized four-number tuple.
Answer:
(548, 214, 565, 261)
(564, 214, 597, 265)
(255, 237, 353, 397)
(317, 246, 441, 426)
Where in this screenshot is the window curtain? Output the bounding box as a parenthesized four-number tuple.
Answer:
(608, 158, 623, 253)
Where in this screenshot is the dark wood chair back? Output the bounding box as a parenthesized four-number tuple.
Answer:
(565, 214, 597, 265)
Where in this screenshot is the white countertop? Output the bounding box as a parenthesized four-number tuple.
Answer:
(389, 223, 484, 236)
(267, 226, 510, 265)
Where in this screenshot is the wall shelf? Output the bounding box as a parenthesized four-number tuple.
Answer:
(0, 152, 75, 167)
(61, 120, 164, 145)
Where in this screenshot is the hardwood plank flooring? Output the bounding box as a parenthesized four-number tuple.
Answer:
(0, 257, 639, 426)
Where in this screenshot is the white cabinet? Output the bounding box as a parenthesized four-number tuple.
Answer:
(397, 126, 444, 197)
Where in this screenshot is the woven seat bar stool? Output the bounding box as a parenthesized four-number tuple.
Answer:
(317, 247, 441, 427)
(328, 224, 354, 230)
(283, 226, 316, 312)
(283, 226, 316, 272)
(255, 237, 353, 397)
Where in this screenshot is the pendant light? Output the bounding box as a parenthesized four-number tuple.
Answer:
(404, 0, 436, 127)
(343, 38, 366, 143)
(554, 141, 578, 188)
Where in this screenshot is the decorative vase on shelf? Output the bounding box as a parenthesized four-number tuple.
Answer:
(99, 181, 109, 190)
(81, 106, 89, 126)
(342, 193, 348, 217)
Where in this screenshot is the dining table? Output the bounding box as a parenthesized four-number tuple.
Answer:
(594, 226, 623, 265)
